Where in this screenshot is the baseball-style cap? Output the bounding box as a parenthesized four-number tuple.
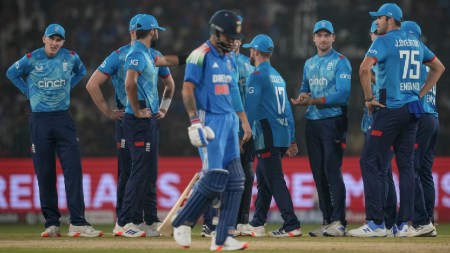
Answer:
(129, 14, 143, 31)
(370, 20, 377, 33)
(401, 21, 422, 38)
(242, 34, 274, 53)
(44, 24, 65, 39)
(136, 14, 166, 31)
(313, 20, 334, 34)
(370, 3, 403, 22)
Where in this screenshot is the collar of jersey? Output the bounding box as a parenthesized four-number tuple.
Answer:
(256, 61, 270, 71)
(317, 48, 335, 59)
(133, 40, 149, 51)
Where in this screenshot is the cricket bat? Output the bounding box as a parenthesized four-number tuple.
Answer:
(158, 172, 199, 236)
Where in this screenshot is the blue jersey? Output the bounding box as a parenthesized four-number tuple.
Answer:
(361, 65, 381, 133)
(300, 49, 352, 120)
(124, 41, 158, 114)
(150, 48, 171, 87)
(366, 29, 435, 108)
(6, 48, 86, 112)
(246, 61, 295, 149)
(185, 41, 243, 114)
(98, 44, 131, 108)
(420, 66, 438, 118)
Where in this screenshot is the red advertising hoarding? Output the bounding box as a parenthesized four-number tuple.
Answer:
(0, 157, 449, 223)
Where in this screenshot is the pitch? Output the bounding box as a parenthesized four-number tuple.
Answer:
(0, 224, 449, 253)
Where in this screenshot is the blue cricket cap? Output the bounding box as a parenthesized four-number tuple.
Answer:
(370, 3, 403, 22)
(44, 24, 65, 39)
(242, 34, 274, 53)
(129, 14, 143, 31)
(402, 21, 422, 38)
(313, 20, 334, 34)
(370, 20, 377, 33)
(136, 14, 166, 31)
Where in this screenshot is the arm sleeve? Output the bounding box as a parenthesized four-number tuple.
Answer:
(285, 95, 296, 142)
(230, 77, 244, 113)
(245, 74, 262, 127)
(98, 51, 120, 76)
(366, 37, 387, 63)
(70, 53, 87, 88)
(125, 52, 147, 73)
(421, 42, 435, 63)
(299, 65, 310, 93)
(324, 58, 352, 105)
(184, 51, 203, 87)
(6, 56, 29, 96)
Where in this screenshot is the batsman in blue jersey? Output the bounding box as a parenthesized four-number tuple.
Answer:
(349, 3, 445, 237)
(402, 21, 440, 237)
(361, 20, 398, 237)
(171, 10, 252, 251)
(291, 20, 351, 237)
(240, 34, 301, 238)
(6, 24, 103, 238)
(86, 14, 181, 237)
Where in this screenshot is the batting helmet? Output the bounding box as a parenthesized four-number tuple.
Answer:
(209, 10, 243, 40)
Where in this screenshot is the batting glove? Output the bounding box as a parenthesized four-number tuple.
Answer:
(187, 116, 215, 147)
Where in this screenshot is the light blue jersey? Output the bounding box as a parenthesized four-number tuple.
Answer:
(300, 49, 352, 120)
(361, 65, 381, 133)
(6, 48, 86, 112)
(420, 66, 438, 118)
(185, 41, 243, 114)
(97, 44, 131, 108)
(246, 61, 295, 150)
(366, 29, 435, 108)
(150, 48, 171, 87)
(124, 41, 158, 114)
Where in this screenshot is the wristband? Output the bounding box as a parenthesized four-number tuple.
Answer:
(190, 115, 201, 124)
(365, 96, 375, 102)
(159, 98, 172, 112)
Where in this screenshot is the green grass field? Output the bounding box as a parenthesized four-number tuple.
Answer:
(0, 224, 449, 253)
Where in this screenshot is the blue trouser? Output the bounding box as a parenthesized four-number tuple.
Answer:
(384, 151, 398, 229)
(118, 113, 158, 226)
(115, 118, 132, 218)
(250, 147, 300, 231)
(361, 104, 418, 223)
(30, 111, 88, 228)
(237, 138, 255, 225)
(305, 116, 347, 225)
(414, 114, 439, 226)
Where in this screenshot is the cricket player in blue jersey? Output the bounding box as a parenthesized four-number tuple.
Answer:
(402, 21, 439, 237)
(349, 3, 445, 237)
(239, 34, 301, 238)
(361, 20, 398, 237)
(6, 24, 103, 238)
(110, 14, 169, 238)
(86, 14, 181, 237)
(291, 20, 351, 237)
(171, 10, 252, 251)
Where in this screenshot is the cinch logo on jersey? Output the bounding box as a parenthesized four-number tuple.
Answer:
(340, 73, 351, 79)
(395, 39, 420, 48)
(270, 75, 283, 83)
(400, 82, 420, 91)
(37, 78, 66, 88)
(368, 49, 377, 54)
(309, 77, 328, 86)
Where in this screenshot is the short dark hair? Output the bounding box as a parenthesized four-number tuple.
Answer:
(136, 29, 151, 39)
(260, 51, 272, 58)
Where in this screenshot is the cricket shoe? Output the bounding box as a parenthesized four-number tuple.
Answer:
(234, 224, 246, 236)
(239, 223, 265, 237)
(309, 223, 329, 237)
(138, 222, 161, 237)
(323, 221, 346, 237)
(386, 225, 398, 237)
(409, 222, 435, 237)
(419, 229, 437, 237)
(68, 224, 104, 237)
(201, 224, 215, 238)
(210, 235, 248, 251)
(348, 221, 386, 237)
(269, 228, 302, 238)
(41, 225, 61, 237)
(174, 225, 192, 248)
(113, 222, 146, 237)
(396, 222, 411, 237)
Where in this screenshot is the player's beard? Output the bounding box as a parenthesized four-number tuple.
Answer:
(151, 38, 158, 49)
(250, 55, 255, 66)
